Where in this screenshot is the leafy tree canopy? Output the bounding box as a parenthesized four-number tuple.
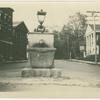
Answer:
(63, 12, 87, 38)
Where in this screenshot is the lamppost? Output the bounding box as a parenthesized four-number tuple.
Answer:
(22, 9, 61, 78)
(36, 9, 47, 33)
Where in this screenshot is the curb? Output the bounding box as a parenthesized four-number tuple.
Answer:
(0, 60, 28, 64)
(86, 62, 100, 66)
(69, 59, 100, 66)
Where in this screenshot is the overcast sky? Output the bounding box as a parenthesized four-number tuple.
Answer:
(0, 1, 100, 32)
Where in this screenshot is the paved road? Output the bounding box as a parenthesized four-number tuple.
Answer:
(0, 60, 100, 81)
(55, 60, 100, 81)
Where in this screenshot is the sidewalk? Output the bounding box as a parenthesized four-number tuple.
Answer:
(0, 60, 28, 64)
(6, 60, 28, 63)
(69, 59, 100, 66)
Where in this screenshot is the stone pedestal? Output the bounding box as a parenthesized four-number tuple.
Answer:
(28, 48, 56, 68)
(21, 68, 62, 78)
(21, 32, 62, 78)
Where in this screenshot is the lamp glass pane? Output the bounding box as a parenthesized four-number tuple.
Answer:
(38, 15, 45, 23)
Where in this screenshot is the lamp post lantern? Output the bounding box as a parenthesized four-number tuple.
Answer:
(36, 9, 47, 33)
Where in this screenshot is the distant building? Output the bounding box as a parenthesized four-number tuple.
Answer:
(85, 24, 100, 60)
(0, 8, 14, 41)
(0, 8, 14, 61)
(0, 7, 29, 61)
(13, 21, 28, 60)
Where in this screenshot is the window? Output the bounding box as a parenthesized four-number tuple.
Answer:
(8, 15, 11, 23)
(0, 24, 1, 30)
(0, 14, 1, 24)
(92, 33, 93, 38)
(0, 13, 1, 18)
(92, 33, 93, 45)
(4, 13, 7, 21)
(8, 15, 11, 19)
(0, 13, 1, 30)
(97, 34, 98, 41)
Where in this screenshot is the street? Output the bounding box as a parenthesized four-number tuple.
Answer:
(55, 60, 100, 81)
(0, 60, 100, 98)
(0, 60, 100, 81)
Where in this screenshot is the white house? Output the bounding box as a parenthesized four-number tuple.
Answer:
(85, 24, 100, 57)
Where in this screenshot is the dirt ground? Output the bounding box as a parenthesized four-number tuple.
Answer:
(0, 77, 100, 98)
(0, 60, 100, 98)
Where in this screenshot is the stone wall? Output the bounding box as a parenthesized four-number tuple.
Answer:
(28, 33, 54, 48)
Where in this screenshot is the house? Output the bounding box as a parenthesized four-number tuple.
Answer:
(0, 7, 14, 41)
(0, 7, 29, 62)
(0, 8, 14, 61)
(13, 21, 29, 60)
(85, 24, 100, 61)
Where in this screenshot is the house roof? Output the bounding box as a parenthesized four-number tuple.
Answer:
(13, 21, 29, 33)
(89, 24, 100, 32)
(13, 21, 22, 28)
(0, 7, 14, 12)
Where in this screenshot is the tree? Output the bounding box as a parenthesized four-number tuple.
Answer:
(62, 12, 87, 58)
(68, 12, 87, 38)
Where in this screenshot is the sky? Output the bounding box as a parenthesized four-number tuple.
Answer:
(0, 1, 100, 32)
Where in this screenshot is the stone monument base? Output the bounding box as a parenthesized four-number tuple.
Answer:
(21, 68, 62, 78)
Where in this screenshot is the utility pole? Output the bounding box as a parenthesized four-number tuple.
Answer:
(87, 11, 100, 64)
